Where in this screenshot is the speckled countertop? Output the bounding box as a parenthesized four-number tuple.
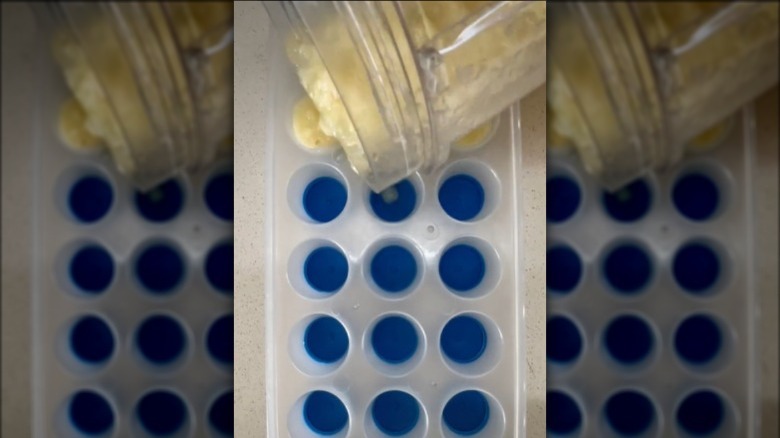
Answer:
(232, 3, 547, 436)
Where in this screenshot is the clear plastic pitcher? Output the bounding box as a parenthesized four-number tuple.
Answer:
(549, 2, 778, 190)
(267, 1, 546, 192)
(36, 2, 234, 191)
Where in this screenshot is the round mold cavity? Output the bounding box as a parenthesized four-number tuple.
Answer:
(602, 314, 657, 370)
(547, 389, 584, 437)
(204, 168, 234, 222)
(601, 389, 660, 437)
(57, 165, 116, 225)
(601, 240, 654, 296)
(58, 240, 116, 297)
(672, 239, 729, 297)
(451, 117, 499, 152)
(441, 389, 505, 437)
(133, 388, 192, 437)
(439, 312, 503, 376)
(675, 388, 738, 437)
(547, 314, 584, 368)
(436, 160, 501, 222)
(133, 177, 186, 223)
(671, 162, 730, 222)
(368, 176, 421, 223)
(207, 389, 234, 437)
(685, 115, 735, 154)
(547, 242, 584, 295)
(286, 92, 340, 155)
(547, 172, 582, 224)
(289, 314, 350, 377)
(288, 163, 349, 224)
(288, 390, 351, 437)
(64, 388, 117, 437)
(288, 240, 350, 299)
(364, 313, 425, 376)
(132, 239, 187, 296)
(206, 313, 233, 368)
(438, 237, 501, 299)
(366, 389, 427, 437)
(363, 238, 423, 299)
(60, 313, 117, 373)
(133, 313, 190, 371)
(674, 313, 731, 374)
(601, 178, 654, 223)
(205, 239, 234, 295)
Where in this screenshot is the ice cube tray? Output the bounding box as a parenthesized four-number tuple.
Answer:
(264, 37, 526, 437)
(546, 107, 759, 437)
(30, 42, 234, 437)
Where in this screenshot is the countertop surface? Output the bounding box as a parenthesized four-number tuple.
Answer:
(2, 2, 777, 437)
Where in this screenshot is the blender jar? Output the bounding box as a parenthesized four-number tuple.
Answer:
(37, 1, 233, 191)
(549, 2, 778, 190)
(267, 1, 546, 192)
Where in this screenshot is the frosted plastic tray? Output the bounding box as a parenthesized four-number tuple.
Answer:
(30, 41, 234, 437)
(546, 107, 758, 437)
(264, 37, 526, 437)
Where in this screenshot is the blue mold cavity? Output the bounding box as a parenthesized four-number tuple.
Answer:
(136, 390, 187, 436)
(547, 175, 581, 223)
(439, 174, 486, 221)
(547, 315, 583, 365)
(69, 390, 114, 436)
(70, 315, 114, 365)
(439, 244, 486, 293)
(303, 176, 347, 223)
(303, 391, 349, 436)
(673, 242, 721, 294)
(134, 179, 184, 223)
(68, 175, 113, 223)
(547, 390, 582, 435)
(209, 390, 234, 436)
(304, 316, 349, 364)
(547, 244, 582, 294)
(371, 315, 418, 365)
(69, 244, 114, 294)
(673, 172, 720, 221)
(207, 314, 233, 366)
(674, 314, 723, 365)
(370, 245, 418, 293)
(605, 390, 655, 436)
(602, 179, 652, 222)
(442, 390, 490, 436)
(135, 243, 185, 294)
(370, 179, 417, 222)
(135, 315, 186, 365)
(440, 315, 487, 364)
(603, 243, 652, 294)
(371, 390, 420, 436)
(604, 315, 654, 365)
(205, 171, 234, 221)
(206, 241, 234, 294)
(304, 246, 349, 294)
(676, 390, 725, 436)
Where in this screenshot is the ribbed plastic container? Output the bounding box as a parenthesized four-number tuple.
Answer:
(266, 1, 545, 192)
(549, 2, 777, 190)
(34, 2, 233, 191)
